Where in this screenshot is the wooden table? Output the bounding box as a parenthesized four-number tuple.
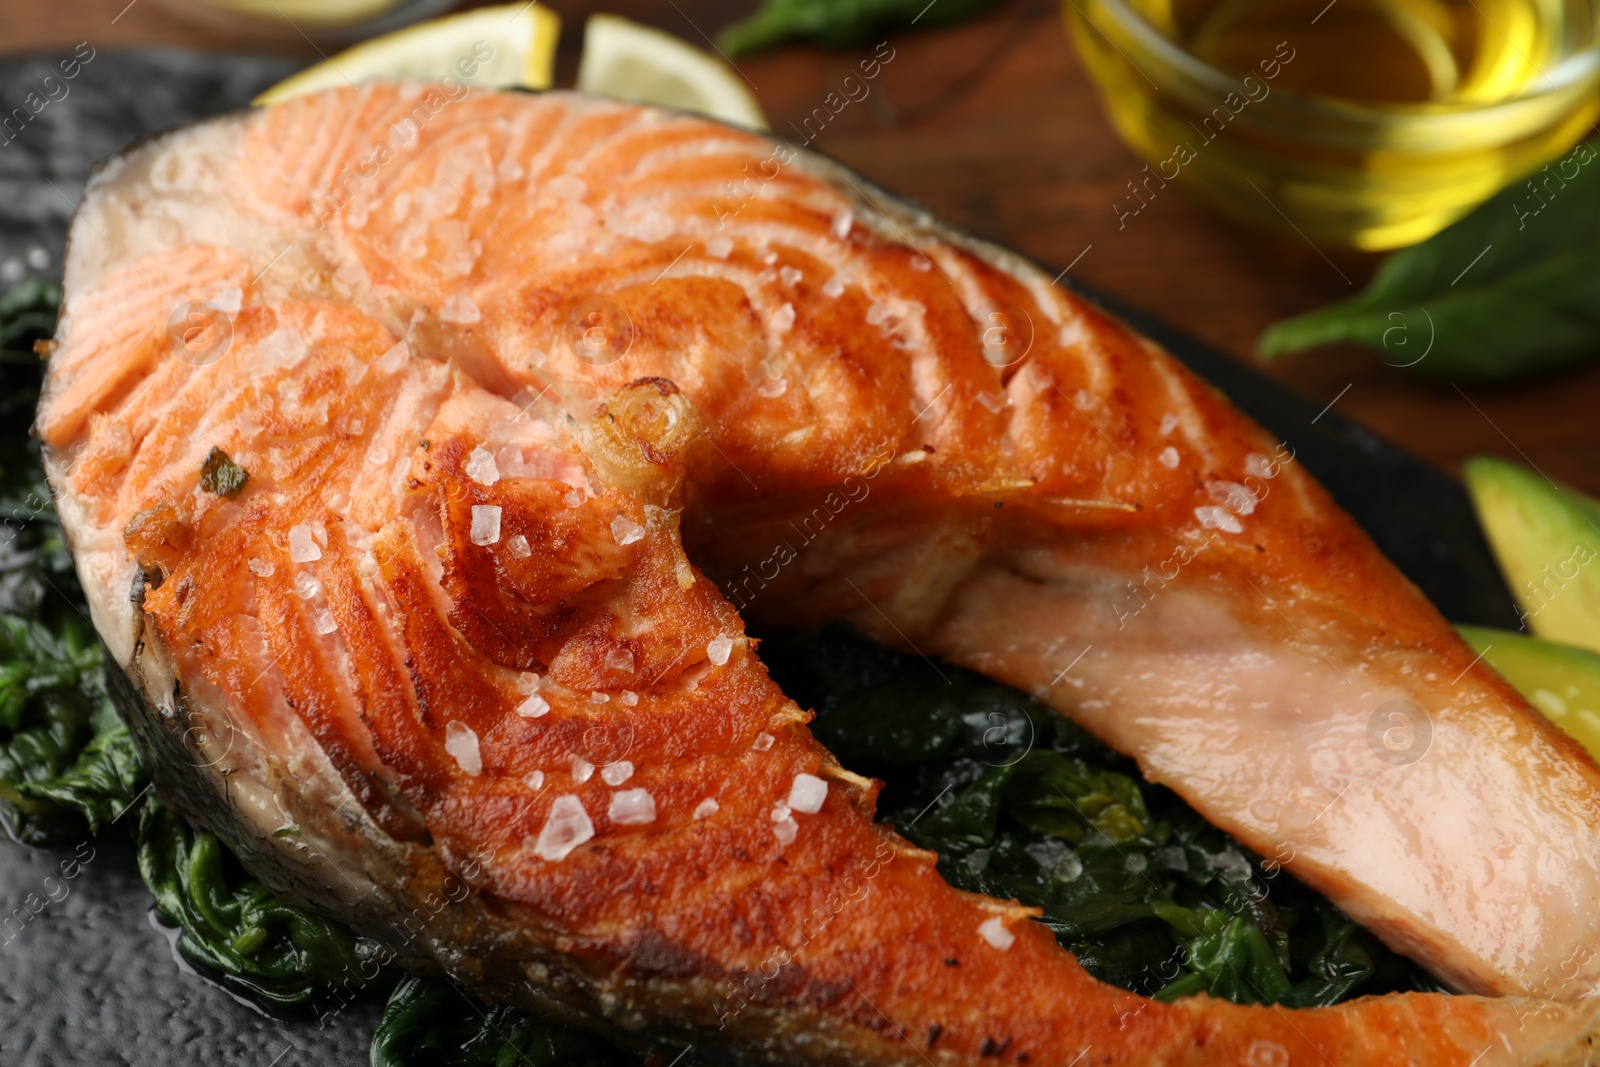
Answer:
(12, 0, 1600, 493)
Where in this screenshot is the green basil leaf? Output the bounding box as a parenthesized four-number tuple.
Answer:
(718, 0, 995, 56)
(1260, 141, 1600, 381)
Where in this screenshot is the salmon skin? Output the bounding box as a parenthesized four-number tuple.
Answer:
(36, 84, 1600, 1065)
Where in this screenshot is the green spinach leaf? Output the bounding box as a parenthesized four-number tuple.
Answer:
(0, 278, 80, 621)
(136, 795, 382, 1007)
(371, 977, 635, 1067)
(0, 613, 141, 844)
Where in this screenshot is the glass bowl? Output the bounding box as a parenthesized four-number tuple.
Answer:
(1065, 0, 1600, 249)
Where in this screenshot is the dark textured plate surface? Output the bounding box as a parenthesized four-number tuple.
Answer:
(0, 49, 1519, 1067)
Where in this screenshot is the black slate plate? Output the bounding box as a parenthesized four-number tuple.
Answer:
(0, 48, 1519, 1067)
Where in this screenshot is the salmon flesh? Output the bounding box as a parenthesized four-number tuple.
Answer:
(37, 85, 1600, 1066)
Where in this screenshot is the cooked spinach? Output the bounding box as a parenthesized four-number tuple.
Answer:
(0, 277, 80, 622)
(0, 613, 142, 845)
(1259, 140, 1600, 382)
(137, 795, 383, 1007)
(762, 623, 1445, 1005)
(371, 977, 636, 1067)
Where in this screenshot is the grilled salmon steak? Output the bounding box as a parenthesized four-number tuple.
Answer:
(37, 85, 1600, 1065)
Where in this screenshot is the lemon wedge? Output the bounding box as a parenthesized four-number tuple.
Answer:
(576, 14, 767, 129)
(254, 3, 561, 106)
(193, 0, 404, 30)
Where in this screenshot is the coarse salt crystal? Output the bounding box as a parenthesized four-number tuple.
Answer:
(1246, 452, 1277, 479)
(1159, 446, 1180, 469)
(1207, 480, 1258, 516)
(1025, 838, 1070, 871)
(288, 524, 321, 563)
(248, 557, 275, 577)
(831, 208, 853, 240)
(787, 773, 828, 814)
(211, 287, 243, 314)
(693, 798, 719, 819)
(465, 446, 500, 486)
(445, 721, 482, 776)
(780, 266, 803, 287)
(294, 572, 322, 599)
(590, 691, 610, 704)
(978, 917, 1015, 950)
(1209, 848, 1253, 882)
(506, 534, 532, 559)
(635, 210, 674, 242)
(440, 294, 481, 324)
(707, 635, 734, 666)
(822, 277, 845, 299)
(524, 769, 546, 791)
(1194, 505, 1243, 535)
(619, 690, 639, 707)
(911, 255, 932, 272)
(866, 301, 890, 326)
(771, 801, 791, 823)
(601, 761, 634, 786)
(757, 378, 787, 398)
(773, 815, 798, 845)
(752, 732, 775, 751)
(609, 788, 656, 825)
(334, 258, 365, 287)
(547, 174, 587, 201)
(606, 648, 636, 673)
(770, 302, 796, 333)
(612, 515, 645, 545)
(470, 504, 502, 546)
(534, 796, 593, 861)
(570, 756, 595, 783)
(377, 341, 409, 374)
(517, 693, 550, 718)
(390, 457, 411, 495)
(314, 608, 337, 635)
(260, 326, 307, 368)
(1159, 413, 1180, 436)
(564, 489, 585, 508)
(707, 236, 733, 259)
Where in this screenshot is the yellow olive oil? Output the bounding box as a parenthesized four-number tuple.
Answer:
(1067, 0, 1600, 247)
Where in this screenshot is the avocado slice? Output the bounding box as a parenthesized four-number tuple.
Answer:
(1458, 624, 1600, 760)
(1463, 456, 1600, 654)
